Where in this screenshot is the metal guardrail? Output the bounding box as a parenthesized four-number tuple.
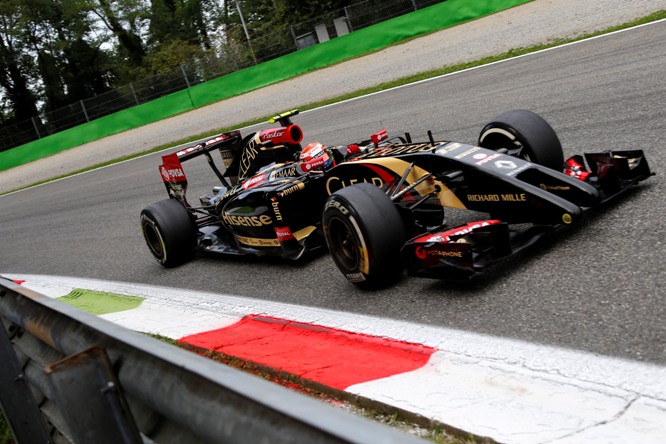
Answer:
(0, 278, 425, 443)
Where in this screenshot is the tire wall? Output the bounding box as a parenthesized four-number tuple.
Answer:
(0, 0, 530, 173)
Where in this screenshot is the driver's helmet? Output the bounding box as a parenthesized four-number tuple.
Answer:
(299, 142, 333, 172)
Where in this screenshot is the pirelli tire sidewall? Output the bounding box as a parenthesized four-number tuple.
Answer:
(140, 198, 197, 267)
(323, 183, 406, 290)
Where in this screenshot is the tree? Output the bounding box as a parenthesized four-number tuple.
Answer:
(0, 0, 359, 132)
(18, 0, 112, 112)
(149, 0, 210, 47)
(0, 0, 39, 123)
(89, 0, 148, 74)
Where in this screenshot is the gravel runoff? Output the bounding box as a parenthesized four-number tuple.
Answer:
(1, 0, 664, 194)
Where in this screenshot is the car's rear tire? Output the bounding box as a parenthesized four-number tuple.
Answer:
(322, 184, 406, 290)
(478, 109, 564, 170)
(140, 198, 197, 267)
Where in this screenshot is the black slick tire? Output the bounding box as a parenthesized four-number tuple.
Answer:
(478, 109, 564, 170)
(322, 183, 406, 290)
(140, 198, 197, 267)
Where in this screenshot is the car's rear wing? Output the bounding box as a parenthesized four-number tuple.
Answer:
(175, 130, 242, 163)
(159, 131, 243, 204)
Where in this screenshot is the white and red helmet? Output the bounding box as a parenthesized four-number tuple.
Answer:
(298, 142, 333, 172)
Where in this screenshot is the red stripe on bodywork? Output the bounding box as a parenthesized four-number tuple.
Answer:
(179, 314, 436, 390)
(362, 163, 398, 185)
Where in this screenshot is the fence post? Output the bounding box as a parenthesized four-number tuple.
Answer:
(180, 65, 191, 88)
(290, 25, 298, 49)
(344, 6, 354, 32)
(45, 347, 143, 444)
(80, 100, 90, 122)
(129, 83, 140, 105)
(31, 117, 41, 139)
(0, 321, 52, 444)
(411, 0, 418, 11)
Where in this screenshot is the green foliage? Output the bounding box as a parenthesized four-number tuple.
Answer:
(0, 410, 13, 444)
(0, 0, 360, 122)
(136, 38, 207, 76)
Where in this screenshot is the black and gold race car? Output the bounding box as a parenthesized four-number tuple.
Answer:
(140, 110, 652, 289)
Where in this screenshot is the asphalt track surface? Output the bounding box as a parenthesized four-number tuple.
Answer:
(1, 21, 665, 366)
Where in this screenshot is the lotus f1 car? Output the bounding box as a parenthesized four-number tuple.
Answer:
(140, 109, 652, 289)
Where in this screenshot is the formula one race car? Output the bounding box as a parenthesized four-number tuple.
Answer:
(140, 109, 652, 289)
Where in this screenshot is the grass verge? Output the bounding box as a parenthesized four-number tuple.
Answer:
(1, 10, 664, 197)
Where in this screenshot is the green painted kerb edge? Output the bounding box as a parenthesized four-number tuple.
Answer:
(0, 0, 531, 173)
(57, 288, 144, 315)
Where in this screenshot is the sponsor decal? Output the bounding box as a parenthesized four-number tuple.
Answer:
(167, 168, 185, 178)
(160, 166, 170, 182)
(160, 154, 187, 183)
(220, 148, 234, 168)
(298, 155, 327, 173)
(274, 226, 295, 241)
(325, 176, 384, 195)
(263, 129, 284, 139)
(176, 134, 228, 157)
(467, 193, 526, 202)
(476, 153, 502, 165)
(495, 160, 517, 169)
(415, 246, 427, 260)
(345, 272, 366, 282)
(354, 143, 434, 160)
(454, 147, 481, 159)
(418, 220, 501, 243)
(434, 142, 462, 155)
(239, 137, 260, 179)
(242, 173, 267, 190)
(259, 125, 302, 145)
(425, 249, 464, 258)
(473, 153, 487, 160)
(506, 163, 531, 176)
(176, 146, 200, 157)
(325, 199, 349, 215)
(278, 181, 305, 197)
(562, 213, 573, 224)
(540, 184, 571, 191)
(236, 235, 280, 247)
(222, 213, 272, 227)
(271, 200, 283, 221)
(269, 166, 299, 180)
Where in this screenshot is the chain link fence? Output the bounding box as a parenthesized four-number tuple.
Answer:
(0, 0, 446, 153)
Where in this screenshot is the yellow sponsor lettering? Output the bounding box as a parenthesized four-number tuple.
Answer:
(222, 213, 272, 227)
(467, 193, 526, 202)
(325, 176, 384, 195)
(467, 194, 500, 202)
(500, 193, 526, 202)
(235, 235, 280, 247)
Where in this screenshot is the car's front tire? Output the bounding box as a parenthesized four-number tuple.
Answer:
(322, 184, 406, 290)
(140, 198, 197, 267)
(478, 109, 564, 170)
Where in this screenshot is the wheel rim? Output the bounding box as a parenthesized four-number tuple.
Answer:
(142, 218, 165, 258)
(328, 216, 359, 272)
(480, 129, 529, 160)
